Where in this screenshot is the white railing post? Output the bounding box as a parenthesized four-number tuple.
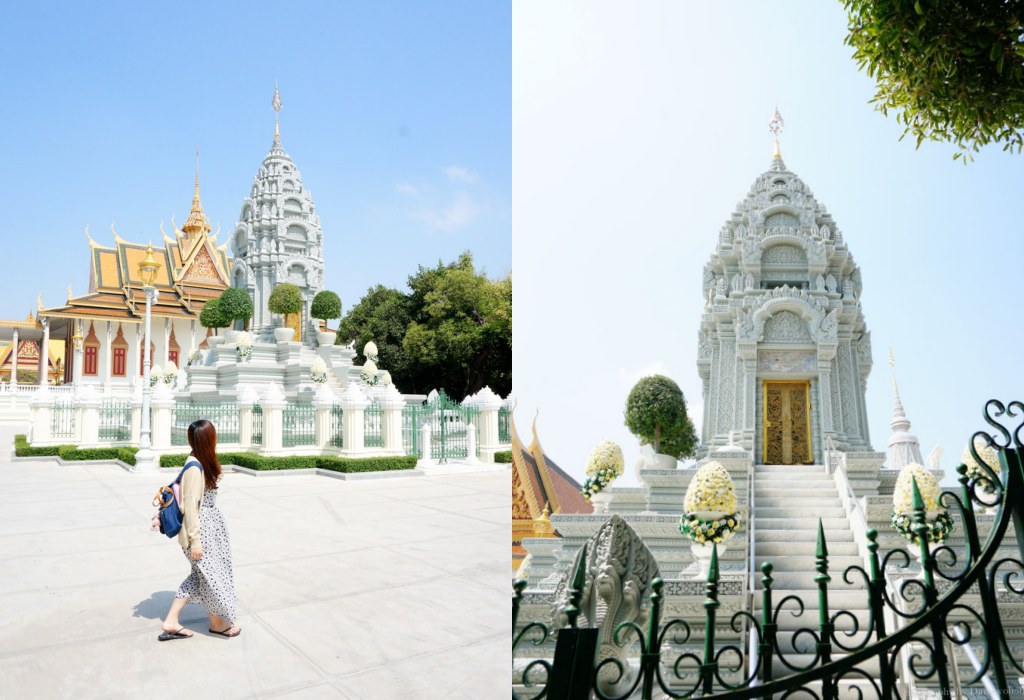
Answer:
(339, 383, 369, 457)
(77, 389, 101, 447)
(474, 386, 502, 463)
(150, 383, 174, 451)
(238, 384, 258, 450)
(29, 392, 52, 445)
(466, 423, 479, 464)
(130, 384, 142, 446)
(420, 423, 432, 463)
(380, 384, 405, 455)
(314, 385, 335, 450)
(261, 383, 286, 454)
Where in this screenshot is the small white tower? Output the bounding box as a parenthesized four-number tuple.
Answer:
(885, 348, 924, 470)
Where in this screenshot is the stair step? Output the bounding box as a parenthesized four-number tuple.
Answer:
(754, 573, 867, 590)
(756, 541, 860, 556)
(756, 464, 826, 472)
(756, 497, 841, 508)
(757, 529, 854, 542)
(754, 485, 837, 495)
(755, 517, 851, 529)
(756, 507, 847, 519)
(753, 589, 869, 609)
(754, 555, 863, 570)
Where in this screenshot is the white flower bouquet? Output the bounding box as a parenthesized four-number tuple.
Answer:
(361, 358, 380, 386)
(186, 348, 202, 367)
(310, 357, 328, 384)
(962, 435, 1000, 494)
(891, 463, 953, 544)
(579, 440, 624, 502)
(680, 461, 740, 544)
(235, 331, 253, 360)
(162, 361, 178, 384)
(149, 364, 163, 387)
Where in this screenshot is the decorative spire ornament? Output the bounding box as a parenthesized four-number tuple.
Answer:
(769, 105, 784, 158)
(886, 346, 925, 470)
(272, 80, 282, 139)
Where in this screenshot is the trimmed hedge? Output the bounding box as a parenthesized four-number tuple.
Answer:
(13, 436, 137, 465)
(160, 452, 417, 473)
(494, 450, 512, 463)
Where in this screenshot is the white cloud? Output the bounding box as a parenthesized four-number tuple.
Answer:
(395, 181, 419, 196)
(443, 165, 478, 184)
(414, 191, 483, 233)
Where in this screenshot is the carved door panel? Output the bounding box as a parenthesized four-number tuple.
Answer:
(287, 309, 302, 342)
(763, 381, 812, 464)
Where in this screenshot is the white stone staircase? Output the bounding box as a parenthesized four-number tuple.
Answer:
(297, 345, 347, 396)
(752, 464, 877, 682)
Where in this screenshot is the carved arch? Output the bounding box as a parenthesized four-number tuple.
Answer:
(749, 297, 824, 344)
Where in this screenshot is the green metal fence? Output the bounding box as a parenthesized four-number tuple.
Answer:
(171, 402, 240, 446)
(426, 390, 479, 461)
(512, 398, 1024, 699)
(402, 404, 421, 457)
(282, 403, 315, 447)
(98, 400, 131, 441)
(364, 403, 383, 448)
(498, 405, 511, 443)
(250, 404, 263, 446)
(330, 404, 344, 447)
(50, 401, 76, 439)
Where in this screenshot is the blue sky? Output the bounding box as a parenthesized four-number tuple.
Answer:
(0, 1, 510, 321)
(513, 1, 1024, 485)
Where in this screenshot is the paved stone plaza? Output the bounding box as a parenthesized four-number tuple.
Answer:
(0, 424, 508, 699)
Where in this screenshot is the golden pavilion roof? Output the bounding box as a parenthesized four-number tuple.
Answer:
(511, 410, 591, 570)
(181, 149, 212, 236)
(40, 218, 231, 323)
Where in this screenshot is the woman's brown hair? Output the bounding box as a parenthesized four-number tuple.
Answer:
(187, 419, 222, 490)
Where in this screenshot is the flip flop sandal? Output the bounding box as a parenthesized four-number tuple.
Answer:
(158, 627, 192, 641)
(209, 627, 242, 638)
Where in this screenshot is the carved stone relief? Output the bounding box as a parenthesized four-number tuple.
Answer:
(757, 350, 816, 373)
(762, 244, 806, 266)
(763, 311, 812, 343)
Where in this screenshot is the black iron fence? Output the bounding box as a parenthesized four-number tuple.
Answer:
(513, 399, 1024, 699)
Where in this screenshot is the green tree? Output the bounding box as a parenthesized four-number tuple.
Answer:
(267, 283, 302, 327)
(198, 297, 230, 335)
(624, 375, 698, 459)
(310, 290, 342, 324)
(218, 287, 254, 330)
(336, 251, 512, 400)
(843, 0, 1024, 159)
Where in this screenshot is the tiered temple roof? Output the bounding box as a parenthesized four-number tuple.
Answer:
(512, 412, 592, 571)
(40, 169, 231, 323)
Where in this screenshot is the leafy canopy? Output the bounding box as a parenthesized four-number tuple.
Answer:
(198, 297, 230, 330)
(624, 375, 698, 460)
(337, 251, 511, 400)
(310, 290, 342, 320)
(843, 0, 1024, 160)
(267, 283, 302, 316)
(218, 287, 253, 323)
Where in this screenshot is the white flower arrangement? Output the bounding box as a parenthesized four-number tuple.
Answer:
(235, 331, 253, 360)
(681, 461, 740, 544)
(149, 364, 163, 387)
(962, 435, 1000, 494)
(186, 348, 202, 367)
(361, 358, 380, 386)
(579, 440, 624, 502)
(891, 463, 953, 545)
(162, 361, 177, 384)
(310, 357, 328, 384)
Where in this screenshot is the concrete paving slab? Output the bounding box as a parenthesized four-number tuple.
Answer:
(0, 425, 509, 699)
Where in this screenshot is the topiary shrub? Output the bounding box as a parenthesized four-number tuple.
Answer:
(268, 283, 303, 328)
(199, 297, 230, 336)
(13, 434, 68, 457)
(219, 287, 254, 331)
(310, 291, 342, 325)
(624, 375, 698, 460)
(494, 450, 512, 463)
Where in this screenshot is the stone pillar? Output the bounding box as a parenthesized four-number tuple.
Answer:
(473, 386, 503, 463)
(238, 384, 258, 449)
(261, 383, 286, 453)
(150, 384, 174, 451)
(339, 383, 369, 457)
(379, 384, 405, 455)
(38, 318, 50, 387)
(162, 318, 171, 368)
(77, 388, 101, 447)
(102, 321, 113, 393)
(10, 327, 18, 386)
(130, 388, 142, 446)
(128, 324, 141, 381)
(72, 321, 83, 386)
(740, 355, 757, 451)
(466, 423, 479, 464)
(420, 423, 432, 462)
(313, 385, 335, 449)
(29, 391, 51, 445)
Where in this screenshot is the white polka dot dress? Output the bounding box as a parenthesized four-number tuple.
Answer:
(175, 488, 237, 623)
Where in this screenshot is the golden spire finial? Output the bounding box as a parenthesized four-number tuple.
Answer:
(182, 147, 211, 237)
(272, 79, 282, 139)
(769, 105, 784, 158)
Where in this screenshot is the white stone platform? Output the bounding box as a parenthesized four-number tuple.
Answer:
(0, 423, 508, 699)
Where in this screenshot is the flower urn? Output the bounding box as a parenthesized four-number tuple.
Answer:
(274, 327, 295, 343)
(317, 330, 336, 347)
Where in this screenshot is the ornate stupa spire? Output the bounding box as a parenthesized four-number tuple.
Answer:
(886, 347, 924, 470)
(768, 106, 786, 171)
(272, 79, 282, 141)
(181, 146, 212, 237)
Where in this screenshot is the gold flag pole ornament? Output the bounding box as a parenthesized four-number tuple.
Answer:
(770, 106, 784, 158)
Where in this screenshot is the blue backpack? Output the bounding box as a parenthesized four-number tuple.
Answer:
(153, 459, 203, 538)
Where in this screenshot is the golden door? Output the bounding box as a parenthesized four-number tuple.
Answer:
(287, 310, 303, 342)
(762, 381, 812, 465)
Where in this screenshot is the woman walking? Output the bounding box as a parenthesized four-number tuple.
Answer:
(159, 419, 241, 640)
